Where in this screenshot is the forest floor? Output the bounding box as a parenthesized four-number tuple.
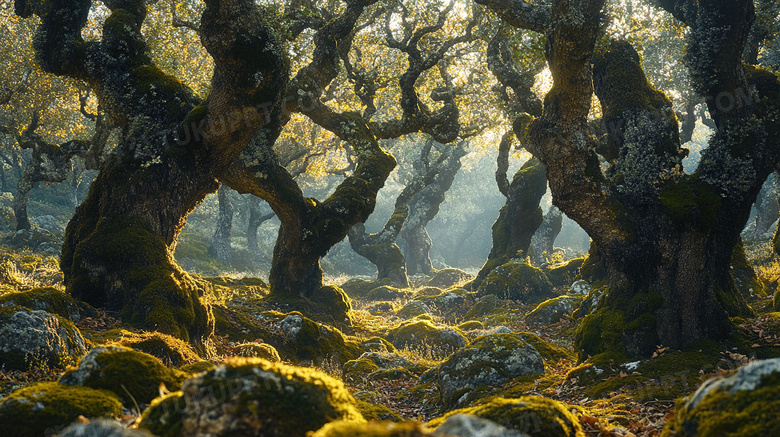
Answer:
(0, 241, 779, 437)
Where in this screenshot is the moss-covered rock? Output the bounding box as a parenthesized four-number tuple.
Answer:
(413, 286, 443, 297)
(0, 382, 122, 437)
(464, 294, 498, 320)
(366, 285, 411, 301)
(60, 346, 187, 405)
(428, 396, 583, 437)
(343, 357, 381, 381)
(0, 306, 87, 370)
(2, 227, 62, 257)
(662, 357, 780, 437)
(89, 329, 201, 367)
(427, 268, 474, 288)
(0, 287, 82, 322)
(544, 257, 585, 287)
(312, 420, 432, 437)
(362, 336, 397, 353)
(233, 342, 281, 362)
(571, 288, 603, 320)
(179, 360, 217, 375)
(139, 357, 365, 437)
(273, 312, 362, 364)
(437, 333, 545, 406)
(434, 414, 527, 437)
(341, 278, 394, 299)
(354, 400, 404, 422)
(387, 320, 467, 359)
(477, 262, 555, 304)
(416, 288, 472, 316)
(57, 419, 156, 437)
(397, 301, 432, 319)
(525, 295, 586, 326)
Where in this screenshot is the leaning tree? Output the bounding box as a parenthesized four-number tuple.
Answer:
(479, 0, 780, 359)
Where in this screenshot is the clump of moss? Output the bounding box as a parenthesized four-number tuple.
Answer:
(233, 342, 280, 362)
(60, 346, 187, 405)
(525, 295, 586, 326)
(341, 278, 394, 299)
(477, 262, 555, 305)
(179, 360, 216, 375)
(273, 312, 363, 365)
(354, 400, 404, 422)
(343, 357, 381, 382)
(427, 268, 473, 288)
(428, 396, 583, 437)
(87, 329, 201, 367)
(0, 382, 122, 437)
(662, 358, 780, 436)
(0, 287, 82, 321)
(139, 357, 365, 437)
(464, 294, 498, 320)
(387, 320, 467, 359)
(544, 258, 585, 287)
(311, 420, 431, 437)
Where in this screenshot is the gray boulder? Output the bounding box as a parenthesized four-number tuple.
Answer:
(0, 306, 87, 370)
(56, 419, 155, 437)
(438, 333, 544, 406)
(434, 414, 529, 437)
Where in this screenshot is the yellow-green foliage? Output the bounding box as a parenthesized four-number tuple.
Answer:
(0, 382, 122, 437)
(663, 369, 780, 436)
(140, 357, 365, 437)
(60, 346, 187, 405)
(428, 396, 583, 437)
(311, 420, 431, 437)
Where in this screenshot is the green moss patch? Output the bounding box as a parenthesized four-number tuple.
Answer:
(311, 420, 430, 437)
(477, 262, 555, 305)
(0, 287, 81, 321)
(387, 320, 467, 359)
(60, 346, 187, 405)
(140, 357, 365, 437)
(0, 382, 122, 437)
(428, 396, 583, 437)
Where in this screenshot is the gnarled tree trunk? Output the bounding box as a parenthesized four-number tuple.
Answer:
(480, 0, 780, 358)
(18, 0, 289, 348)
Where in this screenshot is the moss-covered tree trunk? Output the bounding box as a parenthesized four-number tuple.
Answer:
(481, 0, 780, 358)
(469, 155, 547, 289)
(467, 28, 548, 290)
(18, 0, 288, 347)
